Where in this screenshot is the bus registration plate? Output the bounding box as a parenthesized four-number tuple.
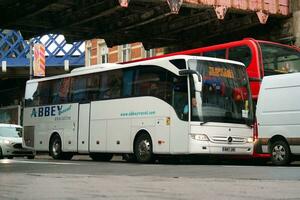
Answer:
(222, 147, 236, 152)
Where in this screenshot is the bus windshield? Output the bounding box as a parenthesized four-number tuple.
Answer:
(188, 59, 253, 125)
(260, 42, 300, 76)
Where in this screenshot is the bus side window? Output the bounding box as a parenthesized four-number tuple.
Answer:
(203, 49, 226, 59)
(86, 74, 100, 101)
(70, 76, 88, 103)
(228, 46, 252, 67)
(133, 66, 167, 100)
(122, 69, 134, 97)
(34, 81, 50, 106)
(50, 78, 71, 104)
(171, 75, 188, 121)
(108, 70, 122, 98)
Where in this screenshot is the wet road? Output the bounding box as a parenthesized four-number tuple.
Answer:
(1, 156, 300, 200)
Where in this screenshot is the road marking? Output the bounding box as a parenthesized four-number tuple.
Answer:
(222, 165, 294, 169)
(0, 159, 81, 165)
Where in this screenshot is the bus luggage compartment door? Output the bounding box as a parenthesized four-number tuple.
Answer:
(78, 103, 90, 153)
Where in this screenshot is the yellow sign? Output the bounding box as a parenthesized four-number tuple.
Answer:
(208, 67, 234, 79)
(166, 117, 171, 126)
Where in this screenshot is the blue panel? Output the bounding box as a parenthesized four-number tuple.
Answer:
(0, 30, 85, 68)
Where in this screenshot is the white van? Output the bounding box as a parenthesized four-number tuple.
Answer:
(256, 73, 300, 165)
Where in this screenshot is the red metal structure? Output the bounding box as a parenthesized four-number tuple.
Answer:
(0, 0, 291, 47)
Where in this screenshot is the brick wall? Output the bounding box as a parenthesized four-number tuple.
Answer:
(85, 39, 165, 65)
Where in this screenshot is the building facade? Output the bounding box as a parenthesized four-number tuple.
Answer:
(85, 39, 164, 65)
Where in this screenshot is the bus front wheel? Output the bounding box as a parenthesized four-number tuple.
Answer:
(50, 135, 63, 159)
(134, 134, 154, 163)
(49, 135, 73, 160)
(270, 140, 291, 166)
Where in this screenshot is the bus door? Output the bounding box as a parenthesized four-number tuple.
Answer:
(77, 103, 90, 153)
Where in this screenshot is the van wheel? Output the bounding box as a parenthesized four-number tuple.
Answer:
(89, 153, 113, 161)
(134, 134, 154, 163)
(270, 140, 291, 166)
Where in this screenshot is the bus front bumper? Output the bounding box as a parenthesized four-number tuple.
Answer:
(189, 139, 253, 155)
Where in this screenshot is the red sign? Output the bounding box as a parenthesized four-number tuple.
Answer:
(33, 44, 46, 77)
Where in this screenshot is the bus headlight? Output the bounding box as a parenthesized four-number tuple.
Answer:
(191, 134, 209, 141)
(246, 138, 253, 143)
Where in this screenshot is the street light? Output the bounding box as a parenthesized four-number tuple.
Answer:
(64, 59, 69, 72)
(1, 60, 7, 72)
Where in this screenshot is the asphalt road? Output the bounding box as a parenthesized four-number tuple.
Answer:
(1, 155, 300, 200)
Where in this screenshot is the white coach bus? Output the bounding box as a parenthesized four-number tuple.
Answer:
(23, 55, 254, 163)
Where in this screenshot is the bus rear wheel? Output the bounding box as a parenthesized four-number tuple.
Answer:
(89, 153, 113, 161)
(134, 134, 154, 163)
(49, 135, 73, 160)
(122, 153, 137, 162)
(270, 140, 291, 166)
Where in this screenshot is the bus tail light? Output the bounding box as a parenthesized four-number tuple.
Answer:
(252, 119, 272, 158)
(253, 120, 258, 142)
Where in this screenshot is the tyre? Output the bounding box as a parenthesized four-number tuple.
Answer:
(27, 155, 35, 159)
(122, 153, 136, 163)
(61, 153, 73, 160)
(49, 135, 63, 159)
(0, 147, 3, 159)
(270, 140, 291, 166)
(89, 153, 113, 161)
(49, 135, 73, 160)
(7, 156, 13, 159)
(134, 134, 154, 163)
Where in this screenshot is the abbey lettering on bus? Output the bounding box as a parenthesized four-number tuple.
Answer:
(31, 106, 63, 117)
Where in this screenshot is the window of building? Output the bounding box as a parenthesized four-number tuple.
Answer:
(122, 44, 131, 62)
(86, 47, 91, 66)
(145, 49, 155, 58)
(99, 43, 108, 63)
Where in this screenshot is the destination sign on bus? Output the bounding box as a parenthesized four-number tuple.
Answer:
(208, 67, 234, 79)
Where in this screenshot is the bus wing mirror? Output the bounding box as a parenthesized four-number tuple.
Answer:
(179, 69, 202, 92)
(179, 69, 194, 76)
(192, 74, 202, 92)
(17, 128, 22, 137)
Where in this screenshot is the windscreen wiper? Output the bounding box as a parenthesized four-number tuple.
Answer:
(200, 121, 208, 126)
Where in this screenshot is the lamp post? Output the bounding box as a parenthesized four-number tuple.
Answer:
(29, 38, 33, 80)
(1, 60, 6, 73)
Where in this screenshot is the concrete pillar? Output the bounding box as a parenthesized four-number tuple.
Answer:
(292, 0, 300, 47)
